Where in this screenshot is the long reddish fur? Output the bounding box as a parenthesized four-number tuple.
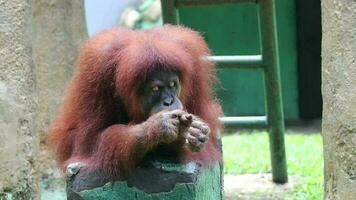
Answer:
(48, 25, 222, 179)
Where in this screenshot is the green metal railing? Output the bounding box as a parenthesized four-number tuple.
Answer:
(161, 0, 288, 183)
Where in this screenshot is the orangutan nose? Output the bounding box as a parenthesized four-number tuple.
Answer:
(163, 96, 174, 106)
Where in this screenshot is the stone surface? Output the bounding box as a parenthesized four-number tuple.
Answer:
(67, 161, 223, 200)
(32, 0, 87, 141)
(321, 0, 356, 199)
(0, 0, 87, 199)
(33, 1, 88, 196)
(0, 0, 38, 199)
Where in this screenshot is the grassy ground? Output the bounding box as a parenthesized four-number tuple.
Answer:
(222, 132, 324, 200)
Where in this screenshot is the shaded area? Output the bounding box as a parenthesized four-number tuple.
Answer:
(68, 161, 200, 194)
(296, 0, 322, 120)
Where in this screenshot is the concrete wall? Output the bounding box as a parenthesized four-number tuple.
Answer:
(0, 0, 87, 198)
(0, 0, 39, 199)
(322, 0, 356, 199)
(32, 0, 87, 141)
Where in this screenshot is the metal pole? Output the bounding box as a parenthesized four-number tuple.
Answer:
(207, 55, 263, 69)
(258, 0, 288, 183)
(176, 0, 256, 7)
(161, 0, 179, 24)
(220, 116, 267, 128)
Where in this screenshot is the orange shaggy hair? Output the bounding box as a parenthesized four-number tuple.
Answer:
(49, 25, 221, 179)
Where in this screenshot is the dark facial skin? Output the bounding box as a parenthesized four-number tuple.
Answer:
(139, 68, 210, 153)
(140, 68, 183, 119)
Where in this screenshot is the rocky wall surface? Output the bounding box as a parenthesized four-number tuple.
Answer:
(0, 0, 38, 199)
(321, 0, 356, 199)
(0, 0, 87, 199)
(32, 0, 87, 140)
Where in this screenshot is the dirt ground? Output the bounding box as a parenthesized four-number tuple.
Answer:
(224, 174, 298, 200)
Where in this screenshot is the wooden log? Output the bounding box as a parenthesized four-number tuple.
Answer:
(67, 161, 223, 200)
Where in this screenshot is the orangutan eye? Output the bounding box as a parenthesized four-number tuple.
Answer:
(152, 85, 160, 92)
(169, 81, 175, 88)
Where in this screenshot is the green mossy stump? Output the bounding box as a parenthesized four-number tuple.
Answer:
(67, 161, 223, 200)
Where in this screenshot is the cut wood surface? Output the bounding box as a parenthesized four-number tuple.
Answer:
(67, 161, 223, 200)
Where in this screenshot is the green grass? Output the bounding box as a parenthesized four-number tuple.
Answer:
(222, 132, 324, 200)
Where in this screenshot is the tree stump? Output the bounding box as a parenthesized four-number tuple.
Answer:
(67, 161, 223, 200)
